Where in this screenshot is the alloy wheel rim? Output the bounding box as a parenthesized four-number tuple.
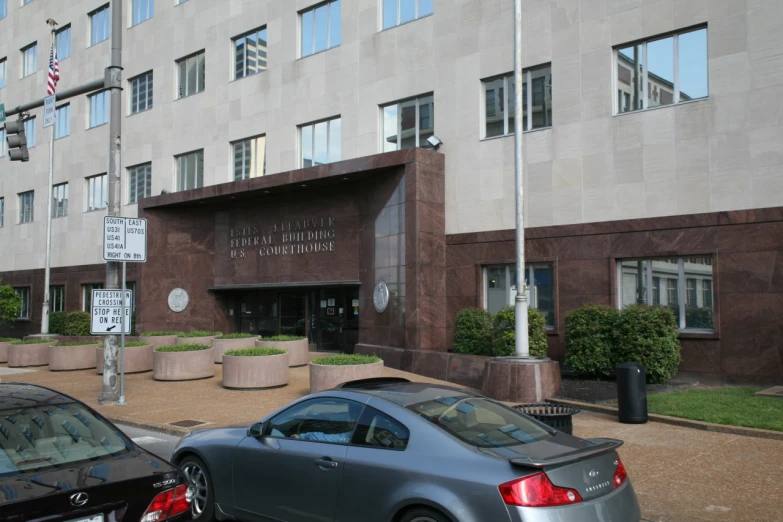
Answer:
(182, 462, 208, 517)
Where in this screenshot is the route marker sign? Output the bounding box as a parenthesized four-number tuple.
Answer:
(90, 290, 132, 335)
(103, 216, 147, 262)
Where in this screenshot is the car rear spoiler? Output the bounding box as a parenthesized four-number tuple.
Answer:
(509, 438, 624, 469)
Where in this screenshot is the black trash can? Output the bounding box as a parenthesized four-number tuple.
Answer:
(616, 362, 648, 424)
(513, 403, 580, 435)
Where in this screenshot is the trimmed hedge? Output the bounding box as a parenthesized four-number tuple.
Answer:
(613, 305, 681, 384)
(453, 308, 493, 356)
(177, 331, 222, 338)
(141, 331, 183, 336)
(225, 347, 286, 357)
(217, 333, 258, 340)
(49, 311, 91, 336)
(564, 304, 619, 378)
(0, 337, 20, 342)
(156, 344, 211, 352)
(53, 341, 100, 347)
(312, 354, 381, 366)
(123, 341, 150, 347)
(453, 306, 548, 357)
(11, 339, 53, 345)
(261, 335, 306, 342)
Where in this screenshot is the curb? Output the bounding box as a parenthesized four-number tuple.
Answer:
(549, 398, 783, 442)
(105, 415, 194, 437)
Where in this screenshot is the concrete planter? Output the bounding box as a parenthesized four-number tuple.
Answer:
(153, 348, 215, 381)
(96, 344, 154, 374)
(212, 337, 259, 363)
(177, 336, 217, 346)
(8, 342, 54, 367)
(140, 335, 178, 350)
(0, 341, 18, 363)
(309, 360, 384, 393)
(49, 343, 99, 371)
(223, 352, 289, 389)
(256, 338, 309, 367)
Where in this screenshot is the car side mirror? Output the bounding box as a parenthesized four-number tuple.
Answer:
(248, 422, 264, 438)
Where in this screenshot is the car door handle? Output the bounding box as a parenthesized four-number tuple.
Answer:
(315, 457, 338, 469)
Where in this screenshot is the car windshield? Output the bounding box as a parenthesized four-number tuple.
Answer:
(0, 402, 132, 476)
(408, 397, 552, 448)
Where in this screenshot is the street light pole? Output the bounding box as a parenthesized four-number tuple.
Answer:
(513, 0, 529, 357)
(99, 0, 123, 405)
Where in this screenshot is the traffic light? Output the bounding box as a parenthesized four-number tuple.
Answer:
(5, 118, 30, 162)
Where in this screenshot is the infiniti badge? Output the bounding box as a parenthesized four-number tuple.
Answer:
(588, 469, 600, 478)
(70, 492, 89, 507)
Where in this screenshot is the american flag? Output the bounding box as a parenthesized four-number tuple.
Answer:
(47, 45, 60, 95)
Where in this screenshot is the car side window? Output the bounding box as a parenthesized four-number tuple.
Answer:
(264, 398, 363, 445)
(351, 406, 410, 450)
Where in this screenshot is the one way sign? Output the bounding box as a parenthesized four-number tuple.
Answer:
(90, 290, 132, 335)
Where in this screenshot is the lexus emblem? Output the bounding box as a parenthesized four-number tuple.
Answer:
(70, 492, 89, 507)
(588, 469, 600, 478)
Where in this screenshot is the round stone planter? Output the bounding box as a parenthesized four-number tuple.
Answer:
(0, 340, 18, 363)
(153, 348, 215, 381)
(49, 344, 99, 371)
(8, 342, 55, 367)
(212, 337, 259, 363)
(177, 336, 216, 346)
(96, 344, 154, 374)
(309, 360, 384, 393)
(222, 352, 289, 389)
(256, 339, 309, 367)
(140, 335, 178, 350)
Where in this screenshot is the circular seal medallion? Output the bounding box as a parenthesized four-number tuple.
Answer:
(168, 288, 189, 313)
(373, 281, 390, 313)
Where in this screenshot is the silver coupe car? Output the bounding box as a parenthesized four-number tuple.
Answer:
(172, 378, 641, 522)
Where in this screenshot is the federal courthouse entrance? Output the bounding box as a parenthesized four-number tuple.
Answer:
(233, 286, 360, 353)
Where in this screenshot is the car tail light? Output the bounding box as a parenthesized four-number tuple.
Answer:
(141, 485, 192, 522)
(499, 472, 583, 508)
(613, 457, 628, 489)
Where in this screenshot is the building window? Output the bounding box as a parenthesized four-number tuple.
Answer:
(89, 91, 109, 128)
(15, 287, 31, 319)
(82, 283, 103, 311)
(618, 256, 714, 331)
(0, 57, 6, 88)
(300, 0, 341, 58)
(484, 264, 555, 328)
(18, 191, 34, 223)
(126, 282, 137, 310)
(0, 129, 5, 156)
(382, 94, 433, 151)
(176, 150, 204, 191)
(24, 117, 36, 148)
(233, 136, 266, 180)
(56, 25, 72, 60)
(483, 64, 552, 138)
(90, 5, 111, 46)
(300, 117, 341, 167)
(52, 182, 68, 218)
(21, 42, 37, 78)
(86, 174, 108, 211)
(128, 163, 151, 204)
(129, 71, 153, 114)
(0, 197, 4, 228)
(616, 27, 708, 114)
(382, 0, 432, 29)
(55, 104, 70, 139)
(0, 0, 6, 19)
(131, 0, 153, 26)
(23, 0, 33, 4)
(176, 51, 205, 98)
(50, 285, 65, 312)
(233, 27, 267, 79)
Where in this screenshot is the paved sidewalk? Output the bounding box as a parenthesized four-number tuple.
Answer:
(3, 362, 782, 522)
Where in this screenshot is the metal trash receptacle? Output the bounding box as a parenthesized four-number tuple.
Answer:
(616, 362, 648, 424)
(513, 403, 581, 435)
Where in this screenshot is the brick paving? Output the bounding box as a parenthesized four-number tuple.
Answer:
(2, 361, 781, 522)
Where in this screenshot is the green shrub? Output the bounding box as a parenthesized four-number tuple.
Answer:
(49, 312, 68, 335)
(0, 281, 22, 328)
(260, 335, 306, 342)
(225, 347, 286, 357)
(0, 337, 20, 342)
(491, 307, 548, 357)
(11, 339, 54, 345)
(54, 341, 100, 347)
(312, 354, 381, 366)
(49, 312, 91, 336)
(613, 305, 681, 384)
(97, 341, 149, 348)
(452, 308, 494, 356)
(156, 344, 211, 352)
(177, 331, 222, 338)
(141, 331, 182, 336)
(217, 333, 258, 340)
(564, 304, 620, 378)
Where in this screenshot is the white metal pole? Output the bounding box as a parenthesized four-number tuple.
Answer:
(119, 260, 127, 405)
(41, 20, 58, 336)
(513, 0, 530, 357)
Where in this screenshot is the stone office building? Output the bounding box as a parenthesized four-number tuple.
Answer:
(1, 0, 781, 386)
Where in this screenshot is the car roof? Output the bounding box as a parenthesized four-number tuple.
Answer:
(0, 383, 75, 411)
(337, 380, 483, 407)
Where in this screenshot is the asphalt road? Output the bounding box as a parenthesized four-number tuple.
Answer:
(117, 423, 181, 461)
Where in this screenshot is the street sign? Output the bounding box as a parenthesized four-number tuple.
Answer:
(103, 216, 147, 262)
(90, 290, 132, 334)
(0, 103, 5, 124)
(43, 95, 56, 128)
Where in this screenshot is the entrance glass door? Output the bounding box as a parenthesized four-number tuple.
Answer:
(317, 288, 359, 353)
(279, 293, 307, 338)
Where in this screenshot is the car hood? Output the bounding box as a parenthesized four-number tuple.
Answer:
(0, 448, 176, 504)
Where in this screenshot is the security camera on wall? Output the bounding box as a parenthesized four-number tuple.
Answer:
(424, 135, 443, 151)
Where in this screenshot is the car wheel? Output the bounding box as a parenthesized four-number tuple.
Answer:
(180, 455, 214, 521)
(400, 507, 451, 522)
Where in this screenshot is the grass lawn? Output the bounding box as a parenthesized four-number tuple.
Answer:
(647, 387, 783, 432)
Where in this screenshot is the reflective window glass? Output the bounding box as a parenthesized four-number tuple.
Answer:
(265, 398, 363, 444)
(301, 0, 340, 57)
(678, 28, 708, 101)
(351, 407, 409, 450)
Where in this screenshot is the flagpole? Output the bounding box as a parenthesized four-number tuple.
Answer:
(41, 19, 58, 335)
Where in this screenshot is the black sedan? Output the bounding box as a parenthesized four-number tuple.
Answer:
(0, 383, 191, 522)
